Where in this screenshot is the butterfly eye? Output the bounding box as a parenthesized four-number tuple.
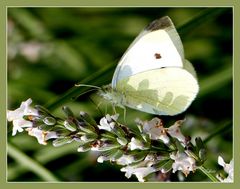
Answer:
(154, 53, 161, 59)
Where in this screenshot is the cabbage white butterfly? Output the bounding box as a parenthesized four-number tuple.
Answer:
(100, 16, 199, 116)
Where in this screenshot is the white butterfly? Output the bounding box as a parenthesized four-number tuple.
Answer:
(100, 16, 199, 116)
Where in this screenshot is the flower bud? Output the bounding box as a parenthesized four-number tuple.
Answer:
(97, 149, 123, 163)
(77, 143, 91, 152)
(91, 140, 120, 152)
(80, 111, 97, 127)
(43, 116, 56, 125)
(62, 106, 74, 117)
(52, 137, 74, 147)
(80, 133, 98, 142)
(64, 120, 77, 132)
(78, 123, 96, 134)
(199, 149, 207, 162)
(35, 105, 53, 118)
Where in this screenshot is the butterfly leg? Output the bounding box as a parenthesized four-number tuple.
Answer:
(123, 106, 126, 123)
(112, 104, 117, 115)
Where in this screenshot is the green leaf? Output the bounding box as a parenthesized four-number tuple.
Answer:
(154, 159, 174, 173)
(129, 151, 148, 163)
(100, 130, 117, 140)
(117, 137, 128, 146)
(174, 138, 185, 153)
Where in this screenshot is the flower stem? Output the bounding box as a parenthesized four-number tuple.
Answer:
(8, 143, 59, 181)
(198, 166, 219, 182)
(203, 120, 232, 143)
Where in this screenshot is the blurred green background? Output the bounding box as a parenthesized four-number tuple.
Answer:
(7, 7, 232, 182)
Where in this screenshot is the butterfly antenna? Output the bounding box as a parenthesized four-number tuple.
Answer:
(72, 88, 99, 101)
(72, 84, 101, 100)
(75, 84, 101, 90)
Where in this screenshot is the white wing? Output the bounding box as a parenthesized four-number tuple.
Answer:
(112, 16, 184, 88)
(115, 68, 199, 115)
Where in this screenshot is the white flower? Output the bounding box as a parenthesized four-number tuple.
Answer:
(7, 98, 38, 136)
(120, 154, 157, 182)
(167, 120, 186, 146)
(217, 156, 233, 182)
(170, 151, 196, 176)
(98, 114, 118, 132)
(97, 156, 107, 163)
(97, 152, 135, 164)
(142, 118, 169, 144)
(121, 166, 156, 182)
(26, 127, 58, 145)
(128, 137, 146, 151)
(77, 146, 89, 152)
(116, 154, 136, 165)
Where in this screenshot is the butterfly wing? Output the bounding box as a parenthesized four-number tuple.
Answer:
(183, 59, 198, 79)
(112, 16, 184, 88)
(115, 67, 199, 115)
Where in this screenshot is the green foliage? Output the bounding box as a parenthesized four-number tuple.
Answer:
(8, 7, 232, 182)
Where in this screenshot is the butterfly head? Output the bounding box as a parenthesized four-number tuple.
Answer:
(98, 85, 125, 109)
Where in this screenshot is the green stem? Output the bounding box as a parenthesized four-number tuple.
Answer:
(198, 166, 219, 182)
(8, 143, 60, 182)
(204, 120, 232, 143)
(178, 8, 229, 35)
(199, 65, 232, 97)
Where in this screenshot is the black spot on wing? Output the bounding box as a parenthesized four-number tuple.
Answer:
(145, 16, 173, 31)
(154, 53, 161, 59)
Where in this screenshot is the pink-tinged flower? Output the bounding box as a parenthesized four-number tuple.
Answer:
(167, 120, 186, 146)
(7, 98, 38, 136)
(217, 156, 233, 182)
(170, 151, 196, 176)
(142, 118, 169, 144)
(26, 127, 58, 145)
